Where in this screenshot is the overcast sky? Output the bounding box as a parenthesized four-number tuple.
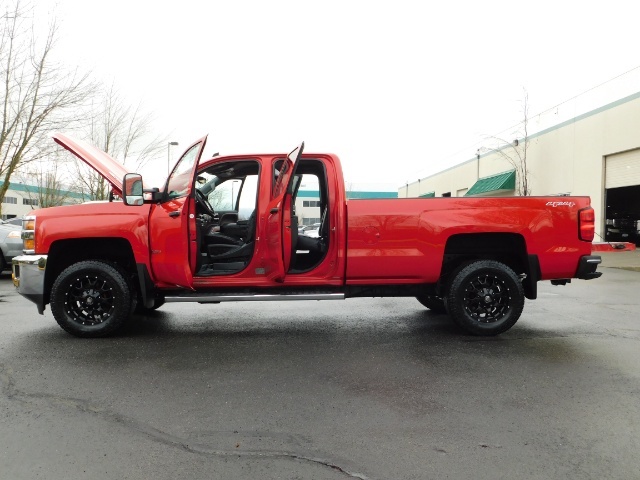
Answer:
(42, 0, 640, 188)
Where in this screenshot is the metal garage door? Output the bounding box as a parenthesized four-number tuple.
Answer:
(605, 149, 640, 188)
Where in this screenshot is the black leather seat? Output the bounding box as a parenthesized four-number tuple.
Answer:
(296, 207, 327, 253)
(207, 210, 257, 260)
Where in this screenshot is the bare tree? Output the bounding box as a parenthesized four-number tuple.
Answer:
(484, 89, 531, 196)
(71, 84, 167, 200)
(17, 152, 88, 208)
(72, 162, 111, 201)
(0, 0, 93, 216)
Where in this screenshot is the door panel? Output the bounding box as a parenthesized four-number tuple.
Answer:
(148, 197, 193, 287)
(264, 143, 304, 282)
(265, 194, 286, 282)
(149, 136, 207, 288)
(282, 194, 295, 272)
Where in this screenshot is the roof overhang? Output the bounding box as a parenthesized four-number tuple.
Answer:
(465, 170, 516, 196)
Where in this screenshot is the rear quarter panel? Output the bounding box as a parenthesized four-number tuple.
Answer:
(345, 197, 593, 284)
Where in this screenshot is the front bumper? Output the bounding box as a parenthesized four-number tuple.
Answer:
(12, 255, 48, 314)
(576, 255, 602, 280)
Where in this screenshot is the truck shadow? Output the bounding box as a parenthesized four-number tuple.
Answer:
(4, 307, 586, 367)
(2, 291, 592, 380)
(121, 308, 462, 340)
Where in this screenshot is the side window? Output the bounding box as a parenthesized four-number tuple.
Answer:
(209, 180, 240, 211)
(272, 159, 286, 197)
(208, 175, 258, 219)
(237, 175, 258, 220)
(296, 173, 322, 226)
(167, 143, 200, 199)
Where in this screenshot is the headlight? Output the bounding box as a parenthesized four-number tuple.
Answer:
(21, 215, 36, 254)
(7, 230, 21, 239)
(24, 218, 35, 231)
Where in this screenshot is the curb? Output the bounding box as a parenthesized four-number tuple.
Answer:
(592, 242, 636, 252)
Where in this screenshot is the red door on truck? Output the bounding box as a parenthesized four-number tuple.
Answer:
(264, 143, 304, 282)
(148, 137, 207, 289)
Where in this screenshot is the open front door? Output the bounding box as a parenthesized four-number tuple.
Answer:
(265, 142, 304, 282)
(149, 136, 207, 288)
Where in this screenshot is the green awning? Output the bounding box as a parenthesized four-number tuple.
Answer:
(465, 170, 516, 196)
(419, 191, 435, 198)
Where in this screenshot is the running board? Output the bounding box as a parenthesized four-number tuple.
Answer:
(164, 292, 345, 303)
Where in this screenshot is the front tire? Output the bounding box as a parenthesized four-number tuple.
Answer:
(50, 261, 133, 338)
(446, 260, 524, 336)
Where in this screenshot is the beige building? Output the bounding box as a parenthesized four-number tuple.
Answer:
(400, 90, 640, 244)
(0, 182, 88, 221)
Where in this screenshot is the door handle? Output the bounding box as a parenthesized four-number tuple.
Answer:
(168, 211, 180, 217)
(270, 208, 279, 214)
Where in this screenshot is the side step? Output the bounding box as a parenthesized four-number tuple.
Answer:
(165, 292, 345, 304)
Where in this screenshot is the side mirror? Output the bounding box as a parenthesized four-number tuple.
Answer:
(123, 173, 144, 206)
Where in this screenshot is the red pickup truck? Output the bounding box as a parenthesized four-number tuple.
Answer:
(12, 134, 601, 338)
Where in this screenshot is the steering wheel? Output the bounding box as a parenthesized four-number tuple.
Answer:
(195, 189, 216, 217)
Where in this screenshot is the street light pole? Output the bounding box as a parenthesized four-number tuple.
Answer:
(167, 141, 179, 175)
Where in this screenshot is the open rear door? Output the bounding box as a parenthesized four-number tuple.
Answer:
(149, 136, 207, 289)
(265, 142, 304, 282)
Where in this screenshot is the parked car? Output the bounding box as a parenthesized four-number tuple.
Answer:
(299, 222, 321, 237)
(605, 216, 638, 243)
(303, 227, 320, 238)
(1, 217, 22, 226)
(0, 223, 22, 272)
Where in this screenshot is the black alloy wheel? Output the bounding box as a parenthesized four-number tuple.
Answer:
(50, 260, 133, 338)
(446, 260, 524, 336)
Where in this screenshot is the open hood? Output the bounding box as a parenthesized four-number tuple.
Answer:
(53, 133, 130, 195)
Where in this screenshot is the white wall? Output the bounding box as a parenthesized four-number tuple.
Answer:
(1, 191, 39, 219)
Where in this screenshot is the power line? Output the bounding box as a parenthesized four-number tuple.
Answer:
(404, 64, 640, 184)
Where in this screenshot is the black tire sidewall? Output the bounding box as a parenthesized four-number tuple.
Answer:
(50, 260, 132, 338)
(446, 260, 524, 336)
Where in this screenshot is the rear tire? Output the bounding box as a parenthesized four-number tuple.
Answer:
(445, 260, 524, 336)
(50, 260, 133, 338)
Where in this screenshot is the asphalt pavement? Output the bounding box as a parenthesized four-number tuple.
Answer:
(598, 249, 640, 271)
(1, 263, 639, 480)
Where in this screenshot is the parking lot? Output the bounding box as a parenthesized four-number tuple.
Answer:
(1, 261, 639, 480)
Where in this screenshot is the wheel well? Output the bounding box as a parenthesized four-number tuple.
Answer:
(440, 233, 536, 298)
(44, 238, 138, 304)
